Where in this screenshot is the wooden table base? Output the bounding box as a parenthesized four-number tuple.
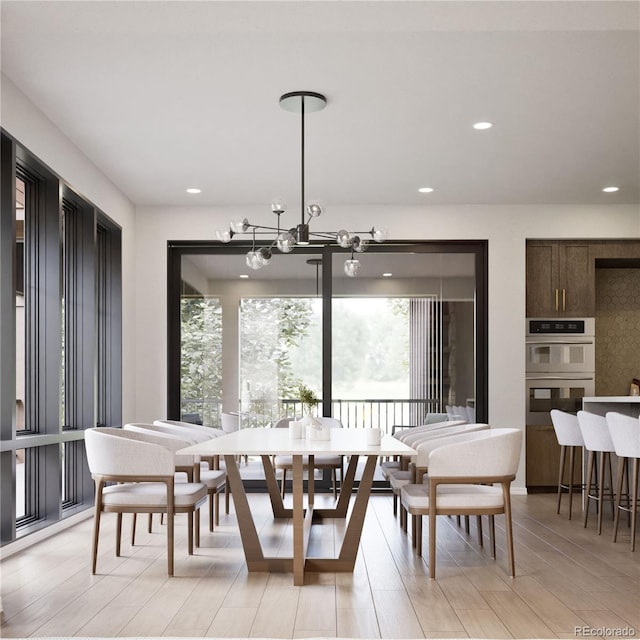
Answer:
(224, 453, 378, 585)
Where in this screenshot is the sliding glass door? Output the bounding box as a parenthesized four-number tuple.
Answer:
(168, 241, 487, 431)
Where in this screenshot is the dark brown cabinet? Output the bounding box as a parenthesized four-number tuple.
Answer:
(526, 241, 594, 317)
(526, 425, 582, 491)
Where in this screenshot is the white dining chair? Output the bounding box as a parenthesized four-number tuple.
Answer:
(84, 427, 207, 576)
(126, 424, 226, 532)
(400, 427, 522, 578)
(606, 412, 640, 551)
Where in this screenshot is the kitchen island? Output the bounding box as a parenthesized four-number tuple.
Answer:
(582, 396, 640, 418)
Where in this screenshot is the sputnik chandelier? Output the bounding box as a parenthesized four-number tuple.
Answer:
(215, 91, 388, 277)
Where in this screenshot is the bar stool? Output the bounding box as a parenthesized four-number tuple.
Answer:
(550, 409, 584, 519)
(606, 412, 640, 551)
(576, 411, 615, 534)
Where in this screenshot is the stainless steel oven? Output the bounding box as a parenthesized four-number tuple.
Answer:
(525, 318, 595, 426)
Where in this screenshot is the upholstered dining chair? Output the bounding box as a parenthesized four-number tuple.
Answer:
(126, 423, 227, 531)
(606, 412, 640, 551)
(154, 418, 230, 515)
(550, 409, 584, 519)
(84, 427, 207, 576)
(388, 424, 490, 521)
(400, 427, 522, 578)
(380, 420, 468, 481)
(155, 418, 225, 438)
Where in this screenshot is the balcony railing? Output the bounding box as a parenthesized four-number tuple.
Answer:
(181, 398, 441, 435)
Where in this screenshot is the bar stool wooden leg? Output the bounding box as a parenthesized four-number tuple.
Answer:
(568, 445, 576, 520)
(597, 450, 606, 535)
(557, 445, 567, 514)
(631, 457, 638, 552)
(584, 449, 595, 527)
(613, 456, 626, 543)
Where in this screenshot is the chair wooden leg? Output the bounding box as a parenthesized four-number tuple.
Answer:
(214, 492, 220, 527)
(613, 456, 626, 543)
(91, 481, 104, 574)
(476, 515, 483, 547)
(148, 513, 153, 533)
(584, 449, 595, 528)
(568, 445, 576, 520)
(503, 483, 516, 577)
(116, 513, 123, 556)
(411, 512, 417, 547)
(281, 469, 287, 499)
(393, 492, 398, 517)
(209, 493, 214, 532)
(401, 504, 408, 533)
(429, 513, 437, 579)
(557, 445, 566, 514)
(195, 509, 200, 549)
(464, 515, 470, 534)
(489, 515, 496, 559)
(131, 513, 137, 546)
(416, 514, 423, 557)
(225, 481, 230, 514)
(631, 458, 638, 552)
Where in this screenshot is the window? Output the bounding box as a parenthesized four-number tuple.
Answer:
(0, 131, 122, 545)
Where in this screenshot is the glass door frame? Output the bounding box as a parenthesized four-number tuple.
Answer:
(167, 239, 488, 425)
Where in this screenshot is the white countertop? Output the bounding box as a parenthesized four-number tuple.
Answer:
(583, 396, 640, 403)
(177, 427, 416, 457)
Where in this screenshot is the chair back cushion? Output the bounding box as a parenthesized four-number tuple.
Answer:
(550, 409, 584, 447)
(427, 428, 522, 478)
(577, 411, 615, 453)
(606, 412, 640, 458)
(85, 428, 174, 477)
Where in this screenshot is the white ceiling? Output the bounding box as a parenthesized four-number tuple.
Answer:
(1, 1, 639, 209)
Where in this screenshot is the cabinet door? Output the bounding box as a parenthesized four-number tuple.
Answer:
(526, 243, 558, 317)
(558, 243, 594, 316)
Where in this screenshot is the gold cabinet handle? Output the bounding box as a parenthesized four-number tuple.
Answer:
(555, 288, 559, 312)
(562, 288, 566, 312)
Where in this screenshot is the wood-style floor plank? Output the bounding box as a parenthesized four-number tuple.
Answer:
(1, 492, 639, 638)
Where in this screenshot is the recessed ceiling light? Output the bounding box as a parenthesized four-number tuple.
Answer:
(239, 274, 249, 279)
(473, 122, 493, 130)
(382, 272, 393, 277)
(418, 187, 434, 193)
(602, 186, 619, 193)
(186, 187, 201, 194)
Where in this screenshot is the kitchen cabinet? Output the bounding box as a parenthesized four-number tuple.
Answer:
(526, 241, 594, 317)
(526, 424, 582, 491)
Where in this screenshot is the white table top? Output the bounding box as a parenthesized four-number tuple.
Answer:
(177, 428, 416, 457)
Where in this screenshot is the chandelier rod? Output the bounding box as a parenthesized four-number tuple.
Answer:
(300, 94, 306, 229)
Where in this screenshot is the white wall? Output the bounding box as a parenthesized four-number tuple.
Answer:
(135, 204, 640, 488)
(1, 75, 137, 420)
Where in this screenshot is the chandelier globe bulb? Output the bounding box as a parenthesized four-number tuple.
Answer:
(371, 226, 389, 243)
(276, 231, 295, 253)
(306, 202, 323, 218)
(344, 259, 360, 277)
(354, 238, 369, 253)
(230, 217, 249, 233)
(246, 251, 264, 270)
(216, 229, 233, 243)
(336, 229, 352, 248)
(271, 198, 287, 214)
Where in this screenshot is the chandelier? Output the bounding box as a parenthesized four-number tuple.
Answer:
(215, 91, 388, 277)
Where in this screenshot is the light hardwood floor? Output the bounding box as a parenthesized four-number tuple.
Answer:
(1, 491, 638, 638)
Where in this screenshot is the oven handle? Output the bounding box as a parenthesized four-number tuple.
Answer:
(526, 375, 595, 381)
(525, 338, 594, 345)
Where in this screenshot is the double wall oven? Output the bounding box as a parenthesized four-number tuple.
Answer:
(526, 318, 595, 426)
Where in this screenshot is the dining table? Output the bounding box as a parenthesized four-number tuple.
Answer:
(178, 426, 416, 585)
